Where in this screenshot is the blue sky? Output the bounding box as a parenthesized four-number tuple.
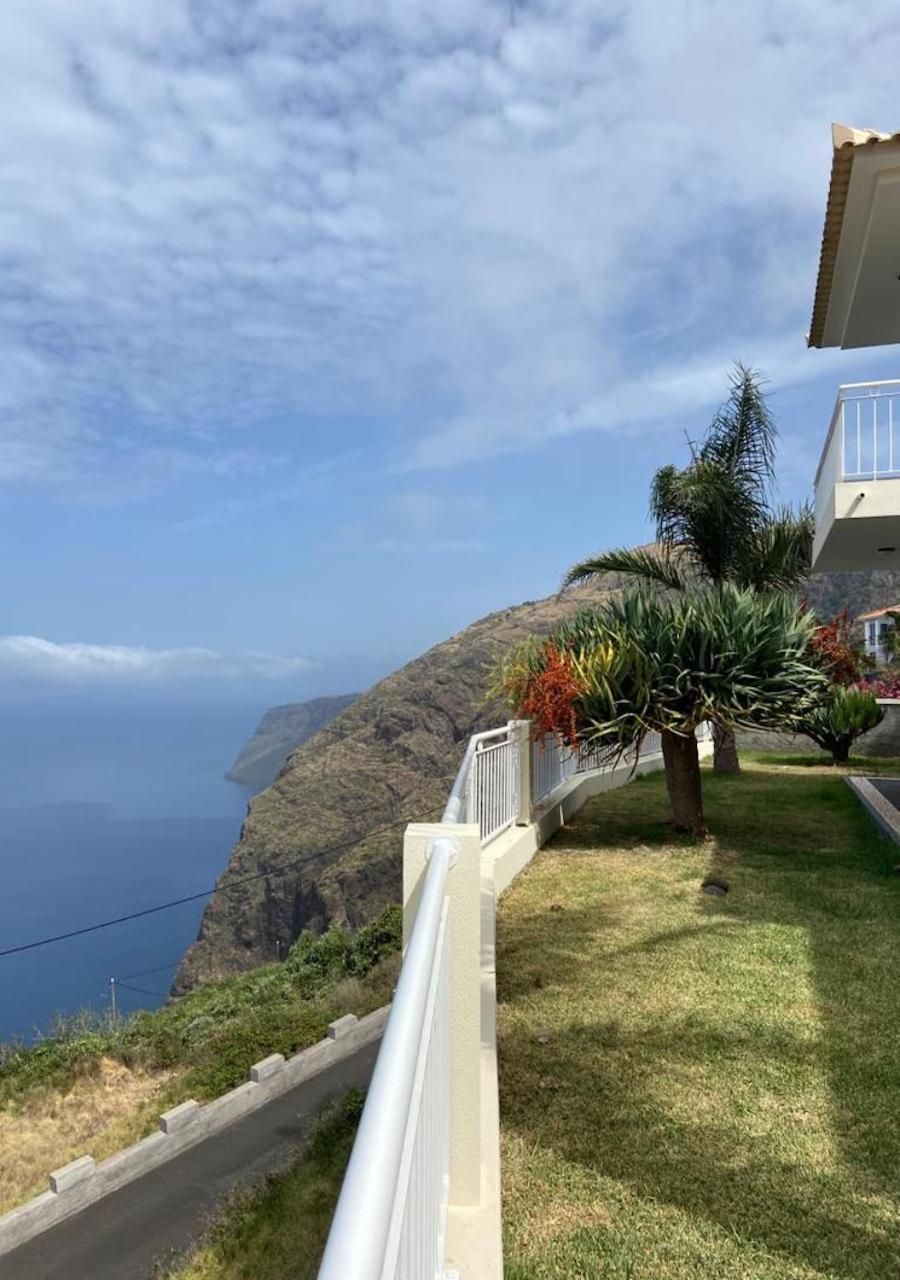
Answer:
(2, 0, 899, 696)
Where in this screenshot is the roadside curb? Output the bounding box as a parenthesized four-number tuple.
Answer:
(846, 775, 900, 845)
(0, 1006, 388, 1258)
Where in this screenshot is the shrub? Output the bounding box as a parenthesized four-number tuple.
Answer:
(809, 610, 865, 685)
(285, 905, 402, 991)
(865, 672, 900, 699)
(0, 907, 402, 1107)
(798, 686, 884, 763)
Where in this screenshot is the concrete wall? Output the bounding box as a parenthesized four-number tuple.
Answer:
(739, 700, 900, 758)
(0, 1007, 388, 1259)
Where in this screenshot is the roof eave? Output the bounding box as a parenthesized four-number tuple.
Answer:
(808, 124, 900, 350)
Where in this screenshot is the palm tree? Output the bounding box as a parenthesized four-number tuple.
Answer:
(562, 364, 814, 773)
(499, 585, 827, 836)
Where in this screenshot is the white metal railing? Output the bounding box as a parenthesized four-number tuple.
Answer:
(316, 743, 472, 1280)
(815, 381, 900, 510)
(532, 728, 666, 806)
(317, 718, 700, 1280)
(465, 726, 520, 844)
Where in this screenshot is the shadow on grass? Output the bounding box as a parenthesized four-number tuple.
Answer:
(498, 764, 900, 1279)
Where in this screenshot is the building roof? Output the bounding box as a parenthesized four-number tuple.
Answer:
(856, 604, 900, 622)
(809, 123, 900, 349)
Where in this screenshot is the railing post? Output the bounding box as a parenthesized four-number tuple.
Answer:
(404, 821, 484, 1209)
(509, 720, 533, 824)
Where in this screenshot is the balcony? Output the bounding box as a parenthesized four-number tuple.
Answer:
(812, 380, 900, 572)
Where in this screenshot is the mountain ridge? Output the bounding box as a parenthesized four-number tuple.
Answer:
(226, 694, 360, 791)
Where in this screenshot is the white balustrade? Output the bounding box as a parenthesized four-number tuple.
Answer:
(465, 727, 520, 843)
(317, 716, 704, 1279)
(816, 381, 900, 506)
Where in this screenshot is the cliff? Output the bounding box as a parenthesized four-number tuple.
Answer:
(802, 567, 900, 626)
(174, 576, 628, 991)
(226, 695, 360, 791)
(175, 562, 900, 992)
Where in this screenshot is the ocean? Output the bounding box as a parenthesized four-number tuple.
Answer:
(0, 691, 260, 1041)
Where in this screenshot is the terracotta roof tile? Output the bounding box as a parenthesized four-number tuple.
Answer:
(856, 604, 900, 621)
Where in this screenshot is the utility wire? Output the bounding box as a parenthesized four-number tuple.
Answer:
(0, 788, 444, 961)
(120, 960, 183, 981)
(117, 981, 167, 999)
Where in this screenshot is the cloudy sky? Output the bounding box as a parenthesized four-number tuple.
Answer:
(1, 0, 898, 689)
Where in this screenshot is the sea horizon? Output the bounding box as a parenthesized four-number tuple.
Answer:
(0, 690, 261, 1042)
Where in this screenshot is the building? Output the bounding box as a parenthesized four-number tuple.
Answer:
(857, 604, 899, 664)
(809, 125, 900, 573)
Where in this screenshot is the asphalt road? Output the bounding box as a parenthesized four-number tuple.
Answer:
(2, 1039, 379, 1280)
(871, 777, 900, 811)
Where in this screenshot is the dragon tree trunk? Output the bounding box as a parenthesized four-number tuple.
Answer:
(661, 729, 707, 838)
(712, 723, 741, 774)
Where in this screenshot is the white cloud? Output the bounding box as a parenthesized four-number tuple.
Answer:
(0, 635, 314, 684)
(0, 0, 897, 492)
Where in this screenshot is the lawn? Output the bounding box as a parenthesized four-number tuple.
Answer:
(497, 755, 900, 1280)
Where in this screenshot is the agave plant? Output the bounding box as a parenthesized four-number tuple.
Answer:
(498, 585, 827, 836)
(798, 687, 884, 763)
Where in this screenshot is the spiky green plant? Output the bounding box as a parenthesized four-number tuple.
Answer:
(501, 585, 827, 836)
(561, 364, 815, 774)
(798, 687, 884, 763)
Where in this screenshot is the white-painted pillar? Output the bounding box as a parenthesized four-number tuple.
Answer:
(510, 719, 533, 825)
(403, 821, 483, 1208)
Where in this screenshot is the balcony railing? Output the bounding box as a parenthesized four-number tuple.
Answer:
(317, 720, 709, 1280)
(815, 381, 900, 508)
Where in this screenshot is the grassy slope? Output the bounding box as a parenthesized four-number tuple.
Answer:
(498, 756, 900, 1280)
(0, 911, 399, 1212)
(162, 1092, 361, 1280)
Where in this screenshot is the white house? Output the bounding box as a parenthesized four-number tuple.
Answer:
(857, 605, 899, 664)
(809, 125, 900, 573)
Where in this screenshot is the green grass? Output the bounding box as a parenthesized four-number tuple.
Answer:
(159, 1091, 361, 1280)
(498, 755, 900, 1280)
(0, 907, 401, 1107)
(742, 749, 900, 775)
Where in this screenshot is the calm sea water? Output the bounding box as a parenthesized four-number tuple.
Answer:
(0, 692, 259, 1041)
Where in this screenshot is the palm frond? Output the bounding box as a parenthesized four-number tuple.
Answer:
(650, 457, 765, 584)
(561, 546, 689, 594)
(700, 362, 776, 497)
(733, 504, 814, 592)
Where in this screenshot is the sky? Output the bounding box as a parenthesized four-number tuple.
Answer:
(2, 0, 900, 699)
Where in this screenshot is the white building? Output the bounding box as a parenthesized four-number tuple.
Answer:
(857, 605, 899, 664)
(809, 125, 900, 573)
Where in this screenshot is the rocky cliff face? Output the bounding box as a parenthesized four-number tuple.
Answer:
(226, 694, 360, 792)
(174, 578, 626, 992)
(802, 567, 900, 626)
(175, 562, 900, 992)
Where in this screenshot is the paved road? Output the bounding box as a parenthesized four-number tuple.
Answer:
(2, 1040, 379, 1280)
(871, 777, 900, 810)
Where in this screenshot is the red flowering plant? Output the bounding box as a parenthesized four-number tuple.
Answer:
(494, 639, 586, 748)
(807, 610, 864, 686)
(518, 644, 584, 747)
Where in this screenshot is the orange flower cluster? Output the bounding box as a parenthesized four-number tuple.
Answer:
(518, 644, 584, 746)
